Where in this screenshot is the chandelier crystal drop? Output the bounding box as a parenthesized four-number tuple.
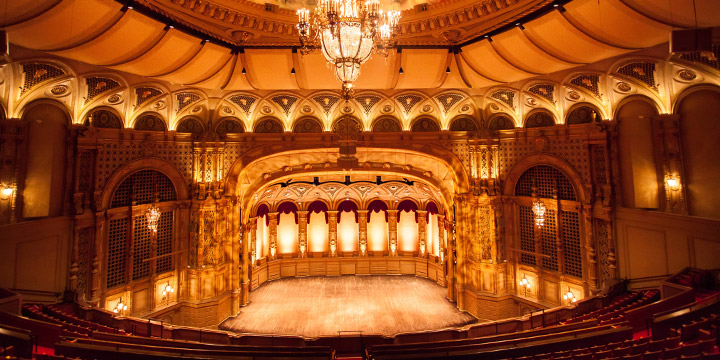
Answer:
(297, 0, 401, 99)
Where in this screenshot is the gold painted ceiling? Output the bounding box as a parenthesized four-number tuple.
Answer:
(2, 0, 720, 91)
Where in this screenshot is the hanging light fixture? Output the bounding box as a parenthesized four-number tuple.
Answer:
(146, 204, 161, 233)
(563, 287, 577, 303)
(532, 198, 546, 227)
(296, 0, 401, 100)
(113, 298, 128, 314)
(519, 274, 531, 297)
(161, 282, 174, 297)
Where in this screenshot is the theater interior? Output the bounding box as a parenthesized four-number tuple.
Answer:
(1, 0, 720, 359)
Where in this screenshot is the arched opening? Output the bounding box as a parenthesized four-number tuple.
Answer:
(293, 117, 323, 133)
(367, 200, 389, 253)
(616, 97, 659, 209)
(21, 101, 69, 218)
(513, 165, 582, 278)
(254, 117, 284, 133)
(215, 117, 245, 135)
(255, 204, 270, 261)
(448, 116, 478, 131)
(410, 117, 440, 132)
(84, 107, 123, 129)
(566, 104, 601, 125)
(488, 114, 515, 130)
(426, 201, 441, 256)
(676, 88, 720, 219)
(337, 200, 359, 253)
(276, 202, 299, 255)
(397, 199, 419, 253)
(134, 112, 166, 131)
(371, 116, 402, 132)
(524, 110, 555, 128)
(307, 201, 329, 253)
(176, 116, 204, 134)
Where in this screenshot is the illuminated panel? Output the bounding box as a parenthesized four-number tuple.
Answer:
(338, 211, 359, 252)
(430, 213, 440, 256)
(277, 212, 298, 254)
(256, 216, 266, 260)
(367, 211, 388, 252)
(308, 212, 329, 253)
(397, 210, 418, 253)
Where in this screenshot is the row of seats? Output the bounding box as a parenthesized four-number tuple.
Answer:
(569, 290, 660, 325)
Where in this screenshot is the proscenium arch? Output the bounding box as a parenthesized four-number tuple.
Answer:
(100, 158, 189, 211)
(502, 154, 586, 204)
(225, 147, 469, 223)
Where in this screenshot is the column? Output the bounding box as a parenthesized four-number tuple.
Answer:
(297, 210, 308, 257)
(446, 212, 455, 302)
(328, 211, 338, 256)
(387, 210, 398, 256)
(583, 206, 599, 293)
(248, 217, 257, 265)
(268, 212, 278, 260)
(357, 210, 368, 256)
(417, 210, 427, 256)
(437, 215, 446, 263)
(90, 212, 106, 306)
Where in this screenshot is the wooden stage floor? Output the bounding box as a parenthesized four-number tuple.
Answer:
(220, 275, 477, 338)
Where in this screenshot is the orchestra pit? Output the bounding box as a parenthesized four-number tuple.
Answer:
(0, 0, 720, 359)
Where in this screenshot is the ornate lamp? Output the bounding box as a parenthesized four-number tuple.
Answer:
(296, 0, 400, 99)
(563, 287, 577, 304)
(146, 204, 161, 234)
(113, 298, 128, 314)
(532, 198, 546, 227)
(519, 274, 531, 297)
(161, 282, 174, 297)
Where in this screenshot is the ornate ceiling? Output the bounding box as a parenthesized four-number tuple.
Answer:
(2, 0, 720, 92)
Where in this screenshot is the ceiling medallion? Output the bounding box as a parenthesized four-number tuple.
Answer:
(461, 104, 471, 113)
(302, 104, 313, 113)
(490, 103, 500, 111)
(107, 94, 122, 104)
(154, 100, 166, 110)
(261, 106, 273, 114)
(296, 0, 400, 100)
(222, 106, 233, 114)
(615, 82, 632, 93)
(50, 85, 68, 96)
(525, 97, 537, 106)
(421, 104, 432, 113)
(677, 69, 697, 82)
(382, 104, 393, 113)
(342, 105, 353, 113)
(566, 91, 581, 101)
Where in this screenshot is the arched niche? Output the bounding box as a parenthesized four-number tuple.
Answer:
(371, 116, 402, 132)
(410, 117, 440, 132)
(616, 96, 659, 209)
(566, 103, 601, 125)
(21, 100, 70, 218)
(254, 117, 284, 133)
(448, 116, 478, 131)
(293, 117, 323, 133)
(84, 107, 123, 129)
(503, 154, 586, 204)
(337, 200, 359, 253)
(307, 200, 329, 253)
(254, 204, 270, 260)
(176, 116, 204, 134)
(134, 112, 166, 131)
(367, 199, 388, 252)
(100, 158, 189, 210)
(524, 110, 555, 128)
(424, 201, 441, 257)
(675, 86, 720, 220)
(397, 199, 419, 253)
(215, 117, 245, 136)
(487, 114, 515, 130)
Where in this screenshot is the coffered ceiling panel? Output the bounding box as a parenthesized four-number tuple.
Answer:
(244, 49, 299, 90)
(154, 42, 233, 85)
(110, 29, 203, 76)
(395, 49, 448, 89)
(624, 0, 720, 28)
(297, 51, 343, 90)
(522, 10, 627, 64)
(52, 11, 166, 66)
(353, 52, 398, 90)
(564, 0, 671, 49)
(492, 28, 577, 75)
(6, 0, 122, 51)
(460, 40, 536, 83)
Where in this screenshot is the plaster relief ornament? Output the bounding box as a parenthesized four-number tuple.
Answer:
(50, 85, 69, 96)
(107, 94, 122, 104)
(615, 82, 632, 93)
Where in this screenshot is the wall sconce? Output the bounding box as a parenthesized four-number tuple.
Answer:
(665, 175, 680, 191)
(161, 282, 174, 297)
(563, 287, 577, 304)
(0, 185, 14, 199)
(519, 274, 531, 297)
(113, 298, 128, 314)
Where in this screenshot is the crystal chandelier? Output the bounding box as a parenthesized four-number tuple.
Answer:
(297, 0, 400, 99)
(146, 204, 161, 234)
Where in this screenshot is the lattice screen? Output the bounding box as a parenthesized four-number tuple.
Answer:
(519, 205, 535, 266)
(21, 63, 66, 95)
(156, 211, 174, 274)
(541, 209, 558, 271)
(203, 212, 215, 265)
(132, 216, 150, 280)
(76, 229, 91, 296)
(111, 170, 177, 208)
(515, 165, 576, 201)
(107, 218, 128, 288)
(561, 211, 583, 278)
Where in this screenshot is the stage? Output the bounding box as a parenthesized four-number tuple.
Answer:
(220, 275, 477, 338)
